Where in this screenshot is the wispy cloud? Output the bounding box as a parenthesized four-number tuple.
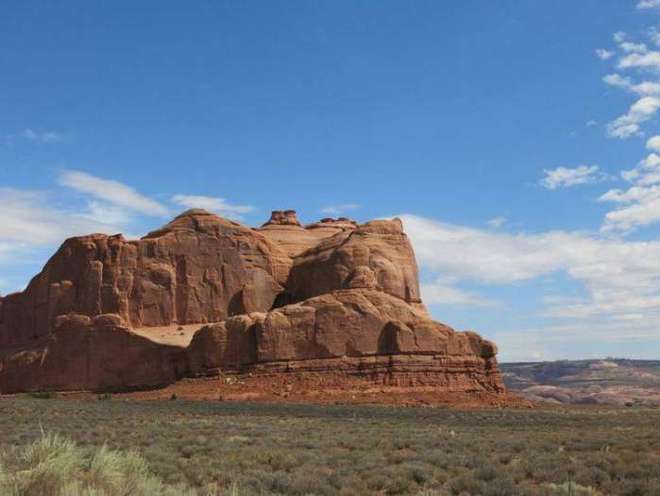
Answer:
(0, 185, 140, 294)
(540, 165, 606, 189)
(22, 128, 65, 144)
(494, 319, 660, 361)
(595, 10, 660, 233)
(320, 203, 360, 216)
(58, 170, 169, 217)
(171, 194, 254, 220)
(402, 214, 660, 330)
(619, 41, 648, 54)
(603, 73, 660, 97)
(0, 241, 28, 275)
(0, 175, 260, 292)
(618, 51, 660, 70)
(487, 217, 507, 229)
(596, 48, 614, 60)
(607, 96, 660, 138)
(600, 137, 660, 232)
(601, 26, 660, 138)
(0, 188, 126, 246)
(638, 0, 660, 9)
(649, 27, 660, 46)
(421, 278, 498, 307)
(647, 135, 660, 151)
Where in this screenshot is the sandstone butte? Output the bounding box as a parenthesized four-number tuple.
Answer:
(0, 209, 504, 397)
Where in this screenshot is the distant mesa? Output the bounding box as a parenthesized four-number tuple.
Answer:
(0, 208, 504, 398)
(502, 359, 660, 406)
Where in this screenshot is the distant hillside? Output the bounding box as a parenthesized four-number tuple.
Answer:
(501, 359, 660, 406)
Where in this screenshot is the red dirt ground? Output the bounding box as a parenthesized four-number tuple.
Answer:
(53, 373, 532, 409)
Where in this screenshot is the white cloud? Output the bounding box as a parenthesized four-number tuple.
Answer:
(607, 96, 660, 138)
(540, 165, 605, 189)
(0, 186, 141, 294)
(618, 50, 660, 70)
(59, 170, 169, 217)
(495, 319, 660, 361)
(649, 28, 660, 46)
(600, 145, 660, 232)
(601, 29, 660, 139)
(603, 73, 633, 89)
(619, 41, 648, 54)
(22, 128, 64, 144)
(596, 49, 614, 60)
(421, 279, 498, 307)
(402, 214, 565, 284)
(0, 174, 260, 289)
(0, 242, 23, 269)
(646, 134, 660, 151)
(401, 214, 660, 328)
(600, 185, 660, 232)
(0, 188, 126, 246)
(621, 152, 660, 182)
(601, 199, 660, 232)
(81, 201, 134, 227)
(598, 25, 660, 231)
(487, 217, 507, 229)
(586, 120, 598, 127)
(603, 73, 660, 96)
(171, 194, 254, 219)
(633, 81, 660, 95)
(320, 203, 361, 216)
(638, 0, 660, 9)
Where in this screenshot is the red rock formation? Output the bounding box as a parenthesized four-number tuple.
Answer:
(0, 314, 186, 392)
(0, 210, 285, 348)
(186, 289, 500, 390)
(258, 210, 355, 258)
(287, 218, 425, 310)
(0, 209, 504, 396)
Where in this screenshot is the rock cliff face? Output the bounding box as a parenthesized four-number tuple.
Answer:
(0, 209, 504, 395)
(0, 210, 292, 348)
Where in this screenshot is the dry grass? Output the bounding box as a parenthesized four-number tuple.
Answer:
(1, 398, 659, 495)
(0, 431, 213, 495)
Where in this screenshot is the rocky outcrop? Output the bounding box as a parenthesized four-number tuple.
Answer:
(287, 219, 425, 310)
(258, 210, 356, 258)
(0, 209, 504, 396)
(0, 313, 187, 393)
(0, 209, 286, 348)
(186, 289, 500, 390)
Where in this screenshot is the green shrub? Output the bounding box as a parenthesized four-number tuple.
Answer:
(24, 391, 57, 399)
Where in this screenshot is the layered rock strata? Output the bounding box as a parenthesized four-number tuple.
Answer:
(0, 209, 503, 395)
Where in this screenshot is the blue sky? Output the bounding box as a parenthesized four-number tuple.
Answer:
(3, 0, 660, 361)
